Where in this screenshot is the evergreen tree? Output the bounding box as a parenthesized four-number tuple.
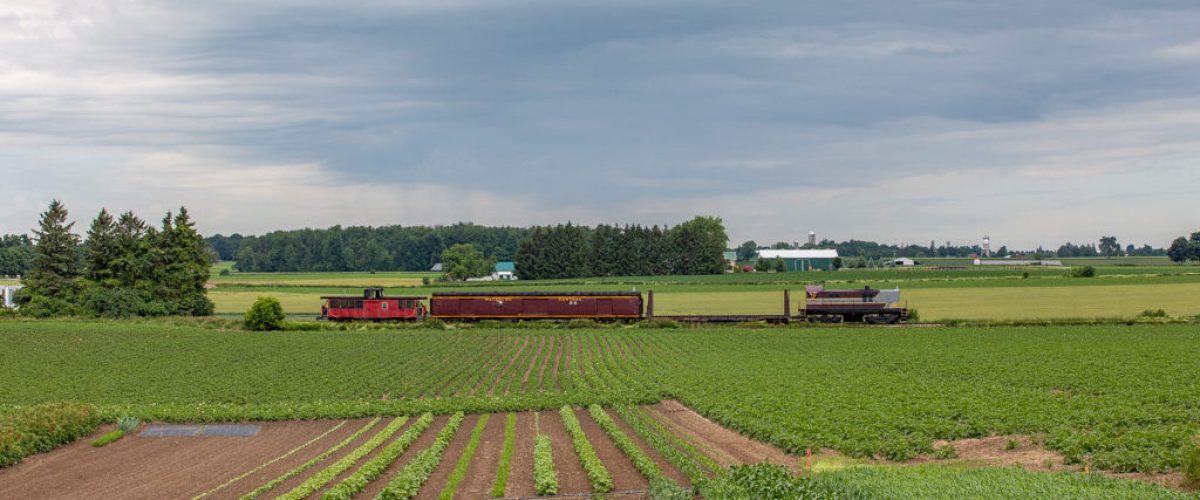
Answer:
(24, 200, 81, 301)
(84, 209, 119, 282)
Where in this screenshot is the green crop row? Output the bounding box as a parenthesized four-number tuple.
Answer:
(438, 414, 490, 500)
(242, 418, 380, 499)
(378, 411, 465, 500)
(490, 413, 516, 498)
(559, 405, 612, 493)
(241, 418, 379, 499)
(613, 405, 711, 489)
(278, 416, 409, 500)
(587, 405, 661, 481)
(533, 434, 557, 496)
(323, 413, 434, 500)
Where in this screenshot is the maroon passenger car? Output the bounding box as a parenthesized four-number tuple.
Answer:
(320, 287, 427, 321)
(429, 291, 643, 321)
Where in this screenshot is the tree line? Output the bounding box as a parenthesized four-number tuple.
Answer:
(515, 216, 728, 280)
(734, 237, 1166, 261)
(0, 234, 33, 276)
(216, 223, 529, 272)
(13, 201, 212, 318)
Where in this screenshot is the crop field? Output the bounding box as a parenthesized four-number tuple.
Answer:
(3, 321, 1200, 480)
(212, 271, 439, 288)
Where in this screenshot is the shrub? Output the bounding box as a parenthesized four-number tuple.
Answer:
(244, 296, 285, 331)
(218, 269, 231, 276)
(907, 308, 920, 322)
(1137, 309, 1168, 318)
(421, 318, 447, 330)
(79, 286, 146, 318)
(1, 403, 103, 468)
(1184, 437, 1200, 486)
(117, 416, 141, 433)
(1071, 266, 1096, 278)
(421, 276, 431, 285)
(20, 295, 78, 318)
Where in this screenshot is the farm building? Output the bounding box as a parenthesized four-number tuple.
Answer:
(493, 261, 517, 280)
(974, 259, 1063, 266)
(892, 257, 915, 266)
(755, 249, 839, 271)
(723, 251, 738, 269)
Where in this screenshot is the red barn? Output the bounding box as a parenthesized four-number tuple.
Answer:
(320, 287, 426, 321)
(430, 291, 642, 320)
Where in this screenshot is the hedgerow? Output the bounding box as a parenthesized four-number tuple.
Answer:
(322, 413, 434, 500)
(559, 405, 612, 493)
(378, 412, 465, 500)
(490, 413, 516, 498)
(278, 416, 409, 500)
(533, 434, 557, 496)
(0, 403, 102, 468)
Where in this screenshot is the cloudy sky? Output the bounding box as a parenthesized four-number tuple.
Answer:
(2, 0, 1199, 249)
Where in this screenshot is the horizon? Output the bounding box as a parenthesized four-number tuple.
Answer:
(3, 1, 1199, 249)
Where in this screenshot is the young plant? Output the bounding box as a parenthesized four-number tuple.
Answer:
(241, 418, 381, 500)
(533, 434, 558, 496)
(322, 413, 434, 500)
(490, 413, 516, 498)
(559, 406, 612, 493)
(378, 412, 466, 500)
(278, 416, 409, 500)
(439, 414, 491, 500)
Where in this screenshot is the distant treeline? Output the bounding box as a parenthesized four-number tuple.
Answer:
(0, 235, 33, 276)
(212, 224, 530, 272)
(736, 238, 1166, 261)
(516, 217, 728, 280)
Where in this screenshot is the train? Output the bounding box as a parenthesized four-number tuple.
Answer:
(319, 286, 908, 324)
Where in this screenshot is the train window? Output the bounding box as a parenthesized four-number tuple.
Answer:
(381, 302, 389, 310)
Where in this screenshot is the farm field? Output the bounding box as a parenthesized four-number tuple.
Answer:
(2, 321, 1200, 481)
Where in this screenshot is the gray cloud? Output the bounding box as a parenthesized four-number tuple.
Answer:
(2, 0, 1199, 249)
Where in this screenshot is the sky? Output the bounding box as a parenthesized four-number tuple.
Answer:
(2, 0, 1199, 250)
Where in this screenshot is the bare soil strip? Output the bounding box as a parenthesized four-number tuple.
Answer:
(505, 412, 538, 498)
(573, 408, 648, 492)
(452, 410, 505, 498)
(414, 414, 480, 500)
(0, 420, 345, 500)
(537, 410, 591, 495)
(605, 408, 691, 490)
(649, 401, 798, 471)
(208, 419, 363, 500)
(487, 338, 529, 396)
(516, 336, 546, 393)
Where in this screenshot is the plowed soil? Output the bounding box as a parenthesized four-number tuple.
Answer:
(0, 403, 799, 499)
(0, 419, 362, 500)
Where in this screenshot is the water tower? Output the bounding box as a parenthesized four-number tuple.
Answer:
(808, 231, 816, 246)
(982, 235, 991, 257)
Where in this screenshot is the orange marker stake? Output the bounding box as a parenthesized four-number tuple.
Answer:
(806, 447, 812, 472)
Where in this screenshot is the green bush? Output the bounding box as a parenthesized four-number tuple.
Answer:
(640, 318, 681, 329)
(117, 416, 140, 433)
(935, 443, 958, 459)
(1138, 309, 1168, 318)
(1071, 265, 1096, 278)
(1, 403, 103, 468)
(80, 286, 146, 318)
(1184, 438, 1200, 486)
(20, 295, 78, 318)
(244, 296, 285, 331)
(218, 269, 231, 276)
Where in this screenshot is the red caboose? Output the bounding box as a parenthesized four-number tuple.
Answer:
(320, 287, 426, 321)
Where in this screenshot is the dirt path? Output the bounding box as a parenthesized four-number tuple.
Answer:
(505, 412, 538, 497)
(454, 411, 506, 498)
(0, 420, 349, 500)
(649, 401, 798, 471)
(606, 408, 691, 490)
(415, 414, 480, 500)
(538, 410, 590, 495)
(574, 407, 648, 492)
(355, 415, 449, 500)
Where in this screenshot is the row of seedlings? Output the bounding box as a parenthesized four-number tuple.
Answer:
(241, 417, 384, 499)
(377, 411, 467, 499)
(588, 405, 689, 497)
(613, 405, 725, 492)
(438, 414, 492, 499)
(322, 413, 436, 499)
(277, 416, 411, 500)
(489, 413, 517, 498)
(559, 405, 613, 494)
